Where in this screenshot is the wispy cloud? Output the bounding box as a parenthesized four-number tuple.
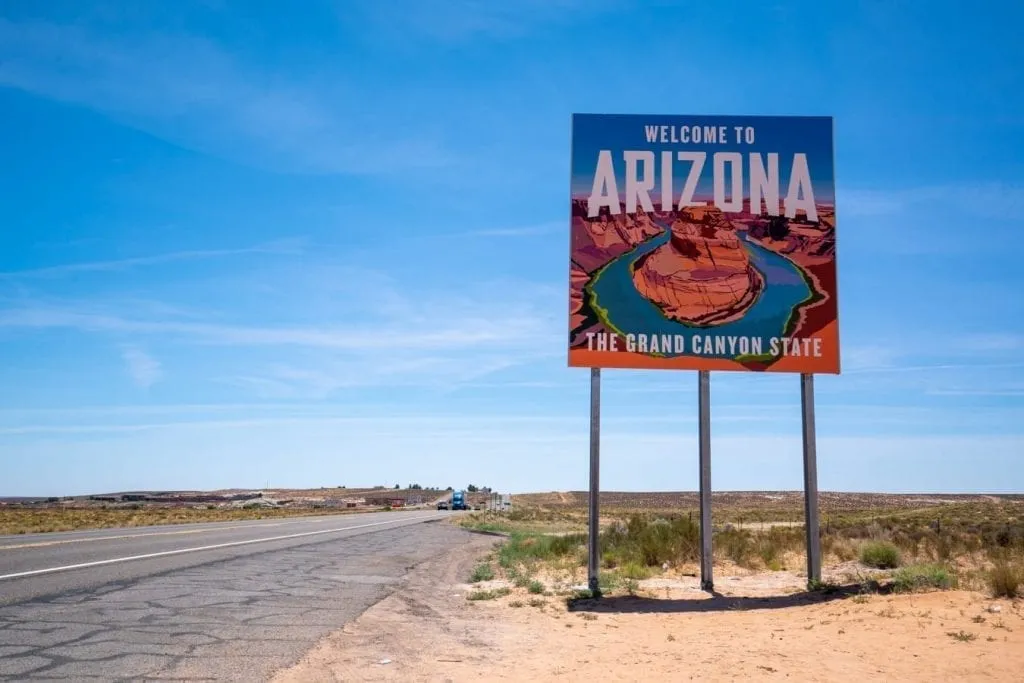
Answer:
(960, 333, 1024, 353)
(839, 335, 1024, 376)
(841, 344, 900, 372)
(845, 362, 1024, 375)
(459, 222, 563, 238)
(120, 346, 163, 388)
(842, 183, 1024, 218)
(0, 239, 305, 279)
(222, 350, 561, 398)
(0, 412, 688, 437)
(3, 402, 1020, 438)
(0, 306, 549, 351)
(0, 18, 453, 174)
(926, 389, 1024, 397)
(0, 265, 562, 395)
(347, 0, 622, 42)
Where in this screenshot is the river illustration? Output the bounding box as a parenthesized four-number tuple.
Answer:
(587, 220, 814, 362)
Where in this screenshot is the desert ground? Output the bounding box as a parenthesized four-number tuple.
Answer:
(274, 491, 1024, 682)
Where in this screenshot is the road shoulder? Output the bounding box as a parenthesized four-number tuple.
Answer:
(271, 528, 503, 682)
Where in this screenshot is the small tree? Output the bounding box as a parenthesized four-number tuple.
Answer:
(467, 484, 478, 493)
(394, 484, 400, 489)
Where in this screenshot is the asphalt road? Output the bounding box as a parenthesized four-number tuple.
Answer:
(0, 510, 470, 681)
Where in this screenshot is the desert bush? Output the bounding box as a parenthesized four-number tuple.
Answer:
(619, 561, 653, 580)
(754, 527, 803, 570)
(599, 571, 620, 593)
(716, 527, 754, 567)
(601, 514, 700, 568)
(512, 573, 534, 589)
(984, 524, 1024, 552)
(891, 564, 955, 593)
(469, 563, 494, 583)
(528, 580, 545, 594)
(822, 535, 857, 562)
(467, 587, 511, 601)
(860, 541, 901, 569)
(497, 532, 586, 569)
(987, 560, 1022, 598)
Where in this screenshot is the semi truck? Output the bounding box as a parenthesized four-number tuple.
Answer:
(436, 489, 469, 511)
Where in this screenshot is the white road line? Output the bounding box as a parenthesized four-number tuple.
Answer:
(0, 512, 402, 550)
(0, 514, 442, 581)
(0, 523, 296, 551)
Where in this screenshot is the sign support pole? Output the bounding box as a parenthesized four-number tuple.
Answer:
(801, 373, 822, 587)
(698, 370, 713, 592)
(587, 367, 602, 596)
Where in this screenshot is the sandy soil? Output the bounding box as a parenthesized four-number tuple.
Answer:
(273, 532, 1024, 683)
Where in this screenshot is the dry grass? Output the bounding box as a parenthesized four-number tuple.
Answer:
(458, 493, 1024, 597)
(988, 560, 1023, 598)
(0, 505, 380, 536)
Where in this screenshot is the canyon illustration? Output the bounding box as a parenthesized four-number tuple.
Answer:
(568, 198, 839, 372)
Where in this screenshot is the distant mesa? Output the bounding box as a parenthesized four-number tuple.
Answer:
(631, 206, 764, 327)
(740, 204, 836, 267)
(570, 199, 662, 273)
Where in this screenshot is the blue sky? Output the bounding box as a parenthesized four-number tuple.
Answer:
(1, 0, 1022, 496)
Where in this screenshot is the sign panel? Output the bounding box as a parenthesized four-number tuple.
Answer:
(569, 114, 840, 374)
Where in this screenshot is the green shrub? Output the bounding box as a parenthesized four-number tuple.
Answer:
(528, 580, 545, 594)
(860, 541, 901, 569)
(469, 563, 495, 583)
(892, 564, 955, 593)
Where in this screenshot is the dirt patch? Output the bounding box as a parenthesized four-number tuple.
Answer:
(273, 535, 1024, 683)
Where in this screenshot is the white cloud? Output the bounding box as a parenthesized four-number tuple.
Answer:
(120, 346, 163, 388)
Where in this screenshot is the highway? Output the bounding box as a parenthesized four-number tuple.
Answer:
(0, 510, 468, 681)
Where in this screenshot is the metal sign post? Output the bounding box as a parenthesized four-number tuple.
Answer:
(801, 373, 822, 586)
(587, 366, 602, 595)
(698, 370, 713, 592)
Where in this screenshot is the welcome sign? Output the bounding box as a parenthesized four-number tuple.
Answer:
(568, 113, 840, 374)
